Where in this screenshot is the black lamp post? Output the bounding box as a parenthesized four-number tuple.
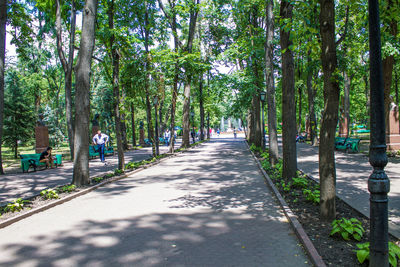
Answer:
(368, 0, 390, 266)
(260, 91, 266, 150)
(153, 96, 159, 156)
(190, 110, 195, 144)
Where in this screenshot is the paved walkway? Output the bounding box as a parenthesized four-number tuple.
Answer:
(0, 138, 310, 266)
(0, 142, 180, 206)
(296, 142, 400, 238)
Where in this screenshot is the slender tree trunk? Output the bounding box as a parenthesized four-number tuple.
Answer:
(280, 0, 297, 180)
(343, 71, 351, 137)
(143, 4, 155, 156)
(73, 0, 98, 186)
(108, 0, 124, 169)
(0, 0, 6, 174)
(248, 7, 262, 148)
(182, 80, 191, 148)
(264, 0, 278, 165)
(199, 76, 205, 140)
(306, 65, 318, 146)
(121, 117, 128, 150)
(395, 65, 399, 106)
(298, 83, 302, 133)
(319, 0, 340, 221)
(168, 4, 179, 153)
(130, 103, 136, 146)
(56, 0, 76, 160)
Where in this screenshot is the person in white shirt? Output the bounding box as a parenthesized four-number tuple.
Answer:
(164, 129, 171, 146)
(92, 130, 109, 163)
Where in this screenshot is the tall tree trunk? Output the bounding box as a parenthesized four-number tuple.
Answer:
(280, 0, 297, 180)
(248, 7, 262, 148)
(130, 103, 136, 146)
(56, 0, 76, 160)
(181, 0, 199, 148)
(121, 117, 128, 150)
(199, 75, 205, 140)
(73, 0, 98, 186)
(265, 0, 278, 165)
(0, 0, 6, 174)
(143, 3, 155, 156)
(306, 65, 318, 146)
(169, 3, 179, 153)
(298, 83, 302, 133)
(319, 0, 340, 221)
(182, 80, 191, 148)
(395, 65, 399, 106)
(108, 0, 124, 169)
(343, 71, 351, 137)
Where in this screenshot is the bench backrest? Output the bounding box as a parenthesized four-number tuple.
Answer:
(20, 154, 41, 159)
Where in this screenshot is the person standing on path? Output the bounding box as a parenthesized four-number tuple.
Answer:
(92, 130, 109, 164)
(164, 129, 171, 146)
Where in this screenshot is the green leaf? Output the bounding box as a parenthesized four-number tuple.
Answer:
(353, 233, 361, 241)
(356, 250, 369, 264)
(341, 231, 350, 241)
(330, 228, 340, 236)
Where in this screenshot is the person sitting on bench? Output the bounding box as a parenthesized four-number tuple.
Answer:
(39, 147, 54, 169)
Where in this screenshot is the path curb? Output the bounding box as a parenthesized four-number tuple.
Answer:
(247, 144, 326, 267)
(0, 140, 208, 229)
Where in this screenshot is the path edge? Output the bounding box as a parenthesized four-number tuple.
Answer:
(0, 141, 207, 229)
(246, 143, 326, 267)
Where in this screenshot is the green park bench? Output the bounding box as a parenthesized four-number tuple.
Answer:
(334, 137, 360, 153)
(20, 153, 63, 173)
(89, 145, 114, 159)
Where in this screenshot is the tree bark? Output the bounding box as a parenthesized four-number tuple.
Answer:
(73, 0, 98, 186)
(306, 64, 318, 146)
(181, 0, 200, 148)
(0, 0, 6, 174)
(248, 6, 262, 148)
(199, 76, 205, 140)
(130, 103, 136, 146)
(56, 0, 76, 160)
(280, 0, 297, 180)
(343, 71, 351, 137)
(319, 0, 340, 221)
(108, 0, 125, 169)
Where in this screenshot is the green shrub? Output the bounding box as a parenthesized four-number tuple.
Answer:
(41, 189, 59, 200)
(58, 184, 76, 193)
(4, 198, 29, 212)
(105, 173, 114, 178)
(355, 242, 400, 267)
(302, 189, 320, 204)
(114, 169, 124, 176)
(330, 218, 365, 241)
(292, 176, 309, 189)
(92, 177, 104, 183)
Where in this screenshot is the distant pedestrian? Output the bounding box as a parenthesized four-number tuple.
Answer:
(164, 129, 171, 146)
(93, 130, 109, 164)
(233, 127, 237, 138)
(217, 129, 220, 137)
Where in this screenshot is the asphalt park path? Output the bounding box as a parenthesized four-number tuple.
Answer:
(296, 142, 400, 238)
(0, 137, 310, 266)
(0, 142, 182, 206)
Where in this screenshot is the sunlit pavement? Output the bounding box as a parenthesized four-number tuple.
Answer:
(295, 141, 400, 238)
(0, 137, 311, 266)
